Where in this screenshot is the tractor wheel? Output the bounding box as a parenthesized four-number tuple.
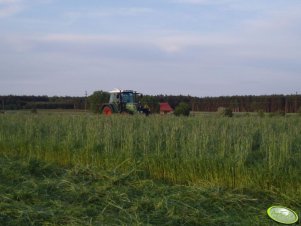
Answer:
(102, 106, 113, 116)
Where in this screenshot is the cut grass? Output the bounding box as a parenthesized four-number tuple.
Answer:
(0, 155, 300, 225)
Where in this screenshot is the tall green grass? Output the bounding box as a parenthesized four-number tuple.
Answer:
(0, 113, 301, 199)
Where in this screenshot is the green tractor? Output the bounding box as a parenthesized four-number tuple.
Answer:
(100, 89, 150, 116)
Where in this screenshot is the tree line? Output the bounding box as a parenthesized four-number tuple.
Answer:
(1, 92, 301, 113)
(159, 94, 301, 113)
(0, 95, 86, 110)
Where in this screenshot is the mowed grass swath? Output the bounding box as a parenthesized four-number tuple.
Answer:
(0, 113, 301, 197)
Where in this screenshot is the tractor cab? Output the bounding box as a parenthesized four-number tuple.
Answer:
(101, 89, 150, 116)
(109, 90, 135, 104)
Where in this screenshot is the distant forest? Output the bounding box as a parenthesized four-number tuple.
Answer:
(1, 92, 301, 113)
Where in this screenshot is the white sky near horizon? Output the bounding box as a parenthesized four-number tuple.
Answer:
(0, 0, 301, 97)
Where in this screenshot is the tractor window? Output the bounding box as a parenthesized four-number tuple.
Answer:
(109, 93, 119, 103)
(121, 92, 134, 103)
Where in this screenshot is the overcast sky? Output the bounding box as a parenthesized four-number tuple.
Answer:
(0, 0, 300, 97)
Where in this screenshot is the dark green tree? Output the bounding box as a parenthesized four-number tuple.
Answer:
(88, 91, 109, 113)
(174, 102, 190, 116)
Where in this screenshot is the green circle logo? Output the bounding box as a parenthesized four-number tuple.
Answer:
(267, 206, 298, 224)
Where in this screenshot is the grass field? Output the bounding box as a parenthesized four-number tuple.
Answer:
(0, 112, 300, 225)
